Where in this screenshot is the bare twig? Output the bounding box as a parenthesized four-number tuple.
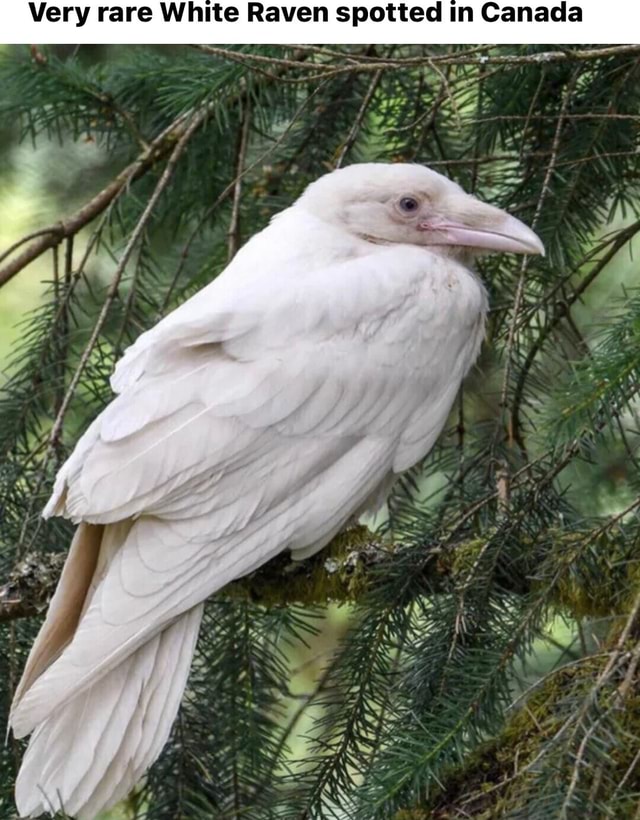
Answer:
(0, 111, 192, 288)
(5, 45, 635, 290)
(494, 68, 580, 459)
(157, 78, 331, 318)
(189, 45, 640, 95)
(0, 228, 68, 268)
(335, 68, 382, 168)
(227, 100, 252, 262)
(16, 109, 208, 558)
(510, 218, 640, 431)
(198, 44, 640, 73)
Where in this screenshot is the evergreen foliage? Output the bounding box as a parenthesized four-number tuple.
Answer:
(0, 44, 639, 818)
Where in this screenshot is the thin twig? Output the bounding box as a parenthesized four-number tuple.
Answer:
(0, 228, 66, 268)
(510, 218, 640, 433)
(335, 68, 382, 168)
(561, 720, 602, 817)
(16, 109, 207, 558)
(157, 79, 331, 318)
(494, 68, 580, 458)
(0, 111, 192, 288)
(198, 44, 640, 73)
(227, 100, 252, 262)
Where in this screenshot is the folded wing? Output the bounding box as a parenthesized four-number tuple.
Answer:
(13, 245, 484, 736)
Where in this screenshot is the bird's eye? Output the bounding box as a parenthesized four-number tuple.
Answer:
(399, 196, 419, 213)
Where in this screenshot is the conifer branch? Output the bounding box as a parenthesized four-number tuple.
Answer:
(0, 114, 192, 289)
(197, 45, 640, 76)
(0, 524, 521, 624)
(0, 552, 66, 621)
(510, 217, 640, 435)
(495, 67, 579, 458)
(0, 528, 382, 622)
(335, 68, 383, 168)
(289, 44, 640, 66)
(14, 110, 209, 563)
(4, 494, 637, 624)
(227, 99, 252, 262)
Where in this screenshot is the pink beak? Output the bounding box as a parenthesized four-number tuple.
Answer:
(418, 199, 544, 256)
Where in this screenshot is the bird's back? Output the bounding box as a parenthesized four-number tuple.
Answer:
(11, 180, 489, 820)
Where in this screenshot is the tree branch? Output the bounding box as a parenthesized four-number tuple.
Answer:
(0, 112, 193, 288)
(4, 44, 636, 291)
(0, 552, 66, 621)
(0, 527, 392, 623)
(510, 218, 640, 437)
(6, 512, 624, 623)
(198, 45, 640, 74)
(14, 109, 210, 561)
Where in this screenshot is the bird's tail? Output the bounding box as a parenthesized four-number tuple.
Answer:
(11, 523, 203, 819)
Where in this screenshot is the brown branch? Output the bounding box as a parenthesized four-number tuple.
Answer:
(493, 67, 579, 461)
(510, 217, 640, 436)
(5, 490, 638, 624)
(156, 76, 329, 319)
(5, 44, 634, 291)
(335, 67, 382, 168)
(0, 228, 70, 268)
(16, 110, 208, 559)
(0, 552, 66, 621)
(199, 44, 640, 73)
(0, 42, 311, 291)
(475, 112, 640, 124)
(227, 100, 252, 262)
(0, 527, 390, 623)
(289, 44, 496, 65)
(0, 112, 193, 289)
(189, 45, 640, 92)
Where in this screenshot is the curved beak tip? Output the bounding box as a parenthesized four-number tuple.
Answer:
(527, 234, 546, 256)
(520, 223, 546, 256)
(418, 198, 545, 257)
(499, 213, 545, 256)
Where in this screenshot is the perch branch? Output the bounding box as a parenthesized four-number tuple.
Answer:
(0, 527, 392, 622)
(197, 45, 640, 75)
(4, 500, 636, 624)
(0, 552, 67, 621)
(15, 110, 207, 560)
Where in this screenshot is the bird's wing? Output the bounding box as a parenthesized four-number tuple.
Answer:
(46, 244, 452, 525)
(13, 246, 483, 733)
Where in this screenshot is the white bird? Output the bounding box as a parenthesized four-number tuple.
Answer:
(10, 162, 543, 818)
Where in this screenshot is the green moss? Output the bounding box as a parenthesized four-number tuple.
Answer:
(225, 524, 385, 607)
(417, 645, 640, 818)
(447, 536, 491, 578)
(553, 528, 639, 618)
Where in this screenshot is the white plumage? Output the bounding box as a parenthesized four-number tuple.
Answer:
(10, 163, 542, 818)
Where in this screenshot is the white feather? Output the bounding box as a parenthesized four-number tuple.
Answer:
(12, 163, 498, 818)
(15, 605, 202, 819)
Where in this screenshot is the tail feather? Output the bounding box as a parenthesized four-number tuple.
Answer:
(15, 604, 203, 819)
(85, 605, 203, 816)
(12, 522, 103, 706)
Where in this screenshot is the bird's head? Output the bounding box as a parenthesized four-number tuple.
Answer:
(298, 163, 544, 259)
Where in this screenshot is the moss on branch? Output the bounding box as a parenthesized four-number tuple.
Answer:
(4, 521, 637, 622)
(0, 524, 493, 621)
(0, 551, 66, 621)
(396, 646, 640, 818)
